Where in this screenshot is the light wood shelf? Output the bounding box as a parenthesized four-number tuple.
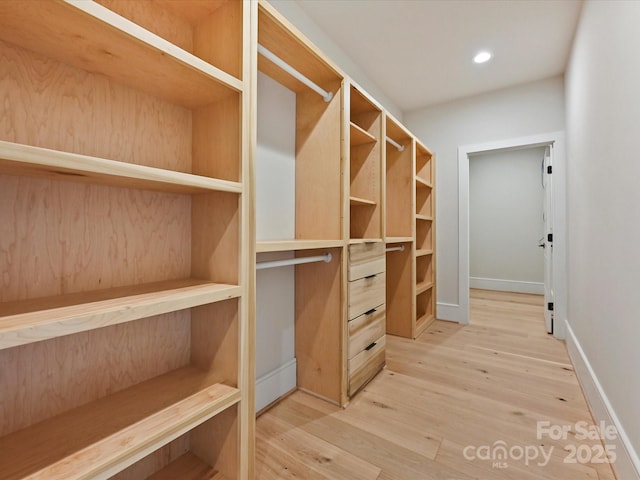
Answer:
(350, 122, 377, 146)
(0, 0, 242, 110)
(415, 214, 433, 222)
(416, 281, 434, 295)
(0, 366, 240, 480)
(147, 452, 225, 480)
(349, 238, 383, 245)
(0, 140, 243, 195)
(415, 176, 433, 189)
(415, 312, 435, 335)
(385, 236, 413, 243)
(350, 195, 377, 206)
(256, 239, 344, 253)
(0, 280, 241, 350)
(416, 249, 434, 257)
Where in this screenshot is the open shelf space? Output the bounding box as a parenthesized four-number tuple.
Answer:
(385, 241, 414, 338)
(0, 0, 242, 110)
(416, 253, 434, 286)
(385, 115, 413, 238)
(415, 176, 433, 189)
(0, 140, 242, 195)
(256, 239, 344, 253)
(0, 365, 240, 480)
(350, 122, 377, 146)
(416, 288, 435, 333)
(146, 452, 226, 480)
(416, 216, 433, 251)
(0, 280, 241, 350)
(416, 184, 434, 217)
(416, 141, 433, 185)
(416, 280, 434, 295)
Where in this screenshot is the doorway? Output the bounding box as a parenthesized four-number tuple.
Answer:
(457, 132, 566, 339)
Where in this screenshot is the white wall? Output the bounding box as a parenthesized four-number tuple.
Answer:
(469, 147, 545, 293)
(267, 0, 403, 119)
(255, 72, 297, 411)
(404, 77, 565, 313)
(565, 1, 640, 477)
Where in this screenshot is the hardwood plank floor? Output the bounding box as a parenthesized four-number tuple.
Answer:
(256, 289, 618, 479)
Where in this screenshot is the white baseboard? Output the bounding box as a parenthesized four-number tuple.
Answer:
(436, 302, 464, 323)
(255, 358, 297, 412)
(565, 320, 640, 480)
(469, 276, 544, 295)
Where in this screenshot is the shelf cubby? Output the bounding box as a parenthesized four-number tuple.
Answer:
(416, 253, 434, 286)
(416, 185, 434, 217)
(385, 115, 414, 239)
(416, 288, 435, 335)
(416, 143, 433, 185)
(416, 217, 433, 251)
(349, 85, 383, 241)
(385, 242, 414, 338)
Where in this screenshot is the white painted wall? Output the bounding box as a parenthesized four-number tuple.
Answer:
(267, 0, 403, 119)
(469, 147, 545, 293)
(255, 72, 297, 411)
(404, 77, 565, 316)
(565, 1, 640, 477)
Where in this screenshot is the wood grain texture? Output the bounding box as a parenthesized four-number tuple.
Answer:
(256, 291, 618, 480)
(0, 40, 192, 173)
(111, 437, 190, 480)
(256, 239, 344, 253)
(348, 305, 385, 360)
(146, 452, 224, 480)
(0, 1, 240, 110)
(296, 81, 343, 240)
(415, 252, 434, 285)
(0, 175, 191, 302)
(348, 273, 386, 320)
(415, 218, 433, 251)
(348, 334, 385, 396)
(348, 242, 385, 281)
(385, 117, 413, 239)
(0, 311, 191, 437)
(0, 280, 240, 350)
(415, 146, 432, 184)
(349, 122, 376, 147)
(385, 242, 414, 338)
(0, 366, 239, 480)
(191, 404, 239, 479)
(295, 248, 343, 404)
(415, 289, 434, 335)
(416, 185, 433, 217)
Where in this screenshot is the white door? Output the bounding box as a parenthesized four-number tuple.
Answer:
(542, 145, 554, 333)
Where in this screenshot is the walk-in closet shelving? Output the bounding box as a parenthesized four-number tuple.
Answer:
(0, 0, 252, 478)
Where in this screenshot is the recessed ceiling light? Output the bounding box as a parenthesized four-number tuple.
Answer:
(473, 51, 492, 64)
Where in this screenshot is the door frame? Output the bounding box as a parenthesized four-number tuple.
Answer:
(457, 131, 566, 339)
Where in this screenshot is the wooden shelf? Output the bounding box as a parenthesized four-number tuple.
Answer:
(256, 239, 344, 253)
(0, 280, 241, 350)
(0, 366, 240, 480)
(350, 195, 377, 206)
(416, 249, 434, 257)
(0, 140, 243, 195)
(386, 236, 413, 244)
(415, 176, 433, 189)
(415, 214, 433, 221)
(350, 122, 377, 147)
(349, 238, 383, 245)
(415, 313, 435, 336)
(416, 281, 434, 295)
(147, 452, 225, 480)
(0, 0, 243, 110)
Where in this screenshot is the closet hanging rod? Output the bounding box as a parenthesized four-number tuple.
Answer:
(258, 45, 333, 102)
(386, 136, 405, 152)
(386, 245, 405, 253)
(256, 252, 332, 270)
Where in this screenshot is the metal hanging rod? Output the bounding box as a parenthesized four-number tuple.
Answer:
(386, 136, 405, 152)
(256, 252, 332, 270)
(258, 45, 333, 102)
(385, 245, 405, 253)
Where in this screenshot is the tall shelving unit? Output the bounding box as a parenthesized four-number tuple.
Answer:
(0, 0, 253, 478)
(415, 140, 436, 336)
(384, 115, 417, 339)
(255, 0, 348, 406)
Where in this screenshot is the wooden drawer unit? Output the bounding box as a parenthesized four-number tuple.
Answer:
(349, 335, 386, 395)
(348, 242, 385, 281)
(348, 304, 386, 359)
(348, 272, 386, 320)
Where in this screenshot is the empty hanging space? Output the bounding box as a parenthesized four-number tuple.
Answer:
(0, 1, 248, 478)
(385, 242, 414, 338)
(349, 84, 383, 241)
(385, 116, 414, 240)
(256, 1, 343, 252)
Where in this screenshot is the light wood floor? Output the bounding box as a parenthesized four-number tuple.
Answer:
(255, 289, 617, 479)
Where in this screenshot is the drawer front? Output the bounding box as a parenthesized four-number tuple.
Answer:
(349, 243, 385, 281)
(349, 304, 386, 360)
(348, 272, 386, 320)
(349, 335, 385, 396)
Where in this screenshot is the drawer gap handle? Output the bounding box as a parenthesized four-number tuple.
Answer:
(365, 342, 377, 351)
(364, 308, 377, 315)
(364, 274, 376, 279)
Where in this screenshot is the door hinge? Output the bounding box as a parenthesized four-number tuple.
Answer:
(547, 302, 554, 311)
(547, 233, 553, 243)
(547, 165, 552, 174)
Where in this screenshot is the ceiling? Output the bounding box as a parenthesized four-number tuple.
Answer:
(296, 0, 583, 112)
